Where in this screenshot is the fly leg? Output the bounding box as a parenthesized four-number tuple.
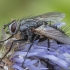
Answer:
(22, 34, 38, 67)
(47, 39, 50, 49)
(47, 39, 54, 70)
(0, 35, 13, 43)
(0, 39, 26, 62)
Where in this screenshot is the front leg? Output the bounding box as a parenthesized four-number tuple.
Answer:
(0, 39, 26, 62)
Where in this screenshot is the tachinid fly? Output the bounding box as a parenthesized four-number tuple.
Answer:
(0, 12, 70, 66)
(1, 12, 66, 43)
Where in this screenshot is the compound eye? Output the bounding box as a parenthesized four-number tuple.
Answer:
(11, 21, 17, 33)
(9, 20, 18, 34)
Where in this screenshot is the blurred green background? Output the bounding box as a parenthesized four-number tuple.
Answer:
(0, 0, 70, 34)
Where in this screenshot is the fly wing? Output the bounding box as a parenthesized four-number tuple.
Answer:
(33, 12, 65, 23)
(35, 25, 70, 44)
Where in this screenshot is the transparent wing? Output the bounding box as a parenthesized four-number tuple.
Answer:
(35, 25, 70, 44)
(33, 12, 65, 23)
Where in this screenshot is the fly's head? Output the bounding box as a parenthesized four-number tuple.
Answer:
(4, 20, 19, 35)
